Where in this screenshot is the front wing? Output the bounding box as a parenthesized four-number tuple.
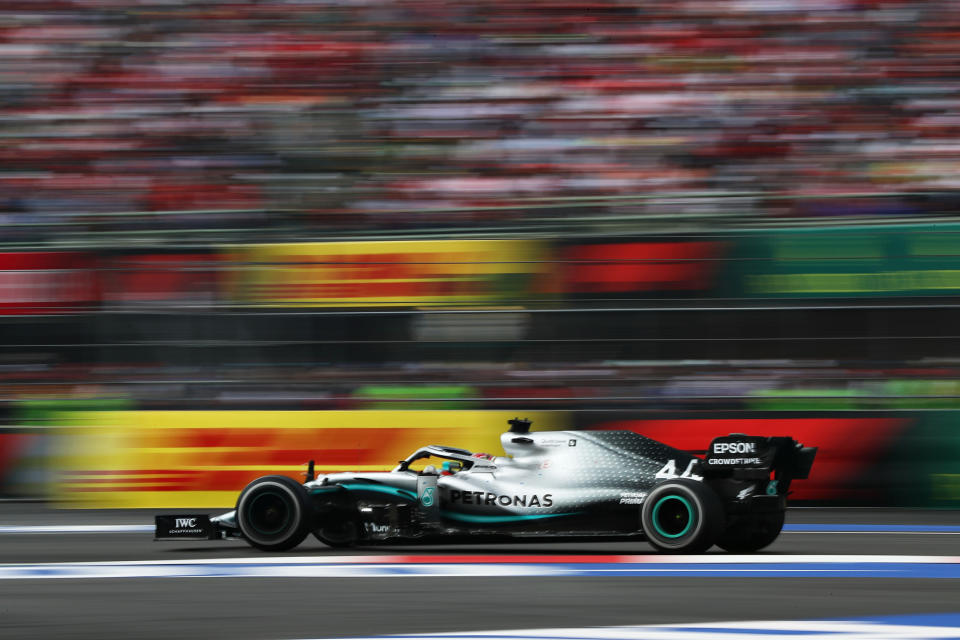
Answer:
(155, 514, 220, 540)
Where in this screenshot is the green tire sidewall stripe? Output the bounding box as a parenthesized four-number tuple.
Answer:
(651, 494, 695, 539)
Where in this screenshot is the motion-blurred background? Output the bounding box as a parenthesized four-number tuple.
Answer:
(2, 0, 960, 510)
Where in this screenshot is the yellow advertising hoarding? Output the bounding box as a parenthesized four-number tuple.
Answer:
(223, 239, 550, 307)
(53, 410, 570, 508)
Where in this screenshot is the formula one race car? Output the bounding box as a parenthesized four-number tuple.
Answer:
(156, 418, 816, 553)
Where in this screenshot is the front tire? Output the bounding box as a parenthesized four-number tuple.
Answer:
(236, 475, 311, 551)
(641, 479, 725, 553)
(715, 510, 785, 553)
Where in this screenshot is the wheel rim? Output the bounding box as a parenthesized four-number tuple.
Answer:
(245, 490, 292, 536)
(651, 495, 694, 539)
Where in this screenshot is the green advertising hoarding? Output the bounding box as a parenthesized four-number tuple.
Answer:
(890, 411, 960, 508)
(724, 223, 960, 298)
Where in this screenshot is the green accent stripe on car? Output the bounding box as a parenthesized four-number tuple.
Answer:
(333, 484, 417, 501)
(440, 511, 580, 524)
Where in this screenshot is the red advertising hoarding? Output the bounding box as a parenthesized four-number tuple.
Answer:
(556, 241, 722, 295)
(98, 253, 220, 307)
(0, 252, 98, 314)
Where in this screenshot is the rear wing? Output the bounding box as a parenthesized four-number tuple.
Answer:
(702, 434, 817, 492)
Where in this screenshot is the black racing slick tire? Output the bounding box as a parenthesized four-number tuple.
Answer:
(716, 510, 785, 553)
(641, 479, 725, 554)
(236, 475, 311, 551)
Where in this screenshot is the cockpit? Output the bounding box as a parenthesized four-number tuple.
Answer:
(393, 445, 494, 475)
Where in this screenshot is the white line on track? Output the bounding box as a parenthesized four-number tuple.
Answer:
(787, 531, 960, 534)
(0, 554, 958, 580)
(19, 554, 960, 564)
(0, 525, 153, 534)
(291, 617, 960, 640)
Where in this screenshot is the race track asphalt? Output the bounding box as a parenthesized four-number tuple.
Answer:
(1, 505, 959, 640)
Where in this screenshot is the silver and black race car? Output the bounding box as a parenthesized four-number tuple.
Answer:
(156, 418, 816, 553)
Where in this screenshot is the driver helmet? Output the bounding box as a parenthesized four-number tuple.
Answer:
(441, 460, 460, 475)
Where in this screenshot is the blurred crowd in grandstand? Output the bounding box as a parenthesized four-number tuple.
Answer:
(5, 0, 960, 244)
(5, 0, 960, 421)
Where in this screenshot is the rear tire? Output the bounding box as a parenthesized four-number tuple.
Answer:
(236, 475, 311, 551)
(716, 510, 785, 553)
(641, 479, 725, 554)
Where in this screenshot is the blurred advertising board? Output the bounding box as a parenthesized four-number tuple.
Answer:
(51, 410, 568, 508)
(553, 239, 724, 297)
(0, 429, 50, 499)
(748, 380, 960, 411)
(724, 223, 960, 298)
(351, 385, 481, 409)
(222, 239, 551, 307)
(1, 398, 134, 499)
(0, 252, 98, 314)
(98, 252, 220, 308)
(34, 409, 960, 508)
(889, 412, 960, 508)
